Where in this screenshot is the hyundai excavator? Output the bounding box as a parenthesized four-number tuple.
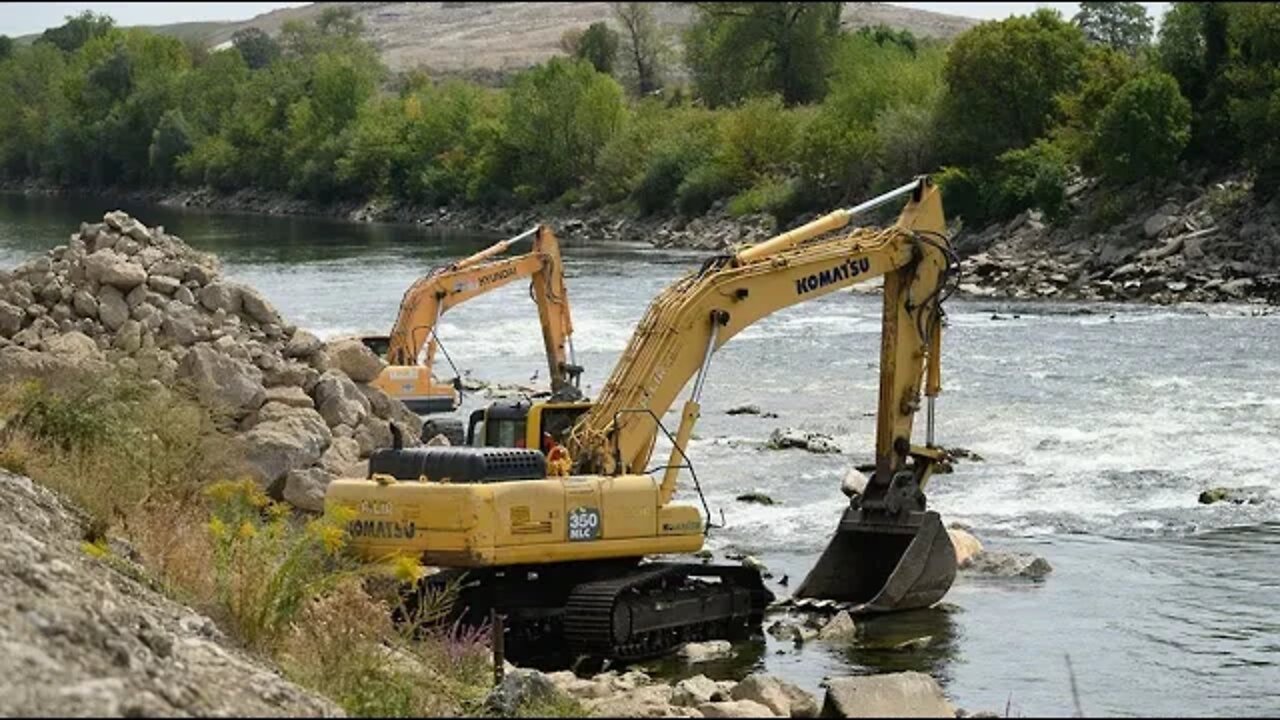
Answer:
(327, 177, 960, 663)
(358, 225, 584, 442)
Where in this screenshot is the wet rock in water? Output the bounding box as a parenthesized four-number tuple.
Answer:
(817, 611, 857, 642)
(767, 428, 841, 454)
(841, 468, 868, 498)
(946, 528, 983, 568)
(727, 403, 762, 416)
(697, 699, 777, 718)
(892, 635, 935, 652)
(1198, 486, 1268, 505)
(963, 550, 1052, 580)
(679, 640, 734, 664)
(820, 671, 956, 718)
(768, 617, 818, 645)
(736, 491, 776, 506)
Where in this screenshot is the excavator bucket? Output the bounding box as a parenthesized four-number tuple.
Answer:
(793, 509, 956, 613)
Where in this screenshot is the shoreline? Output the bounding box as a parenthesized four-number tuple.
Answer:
(3, 179, 1278, 307)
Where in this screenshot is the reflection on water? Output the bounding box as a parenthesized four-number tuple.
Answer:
(836, 606, 961, 681)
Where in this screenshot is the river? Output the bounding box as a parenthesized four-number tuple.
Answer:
(3, 192, 1279, 716)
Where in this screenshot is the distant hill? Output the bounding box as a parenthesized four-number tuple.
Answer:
(21, 2, 980, 79)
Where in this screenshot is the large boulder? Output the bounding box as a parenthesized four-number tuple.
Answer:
(44, 331, 103, 363)
(176, 345, 266, 419)
(672, 675, 722, 707)
(321, 338, 385, 383)
(0, 345, 110, 385)
(312, 371, 371, 429)
(282, 466, 336, 513)
(198, 283, 241, 315)
(947, 528, 983, 568)
(237, 285, 281, 325)
(730, 674, 794, 717)
(820, 672, 955, 718)
(0, 300, 27, 338)
(85, 250, 147, 290)
(679, 640, 734, 664)
(97, 286, 130, 332)
(284, 329, 323, 359)
(817, 611, 857, 642)
(241, 405, 332, 487)
(486, 668, 567, 716)
(963, 550, 1052, 580)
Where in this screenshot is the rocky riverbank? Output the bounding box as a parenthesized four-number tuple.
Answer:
(6, 172, 1280, 307)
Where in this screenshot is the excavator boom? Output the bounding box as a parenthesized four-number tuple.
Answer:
(370, 225, 583, 415)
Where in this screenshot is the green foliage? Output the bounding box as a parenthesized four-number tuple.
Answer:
(855, 23, 919, 55)
(1073, 1, 1153, 54)
(1092, 71, 1191, 183)
(231, 27, 280, 70)
(36, 11, 115, 53)
(938, 8, 1088, 165)
(1156, 2, 1235, 163)
(727, 174, 799, 221)
(149, 109, 194, 184)
(0, 35, 13, 62)
(569, 22, 620, 74)
(503, 58, 626, 202)
(1052, 45, 1139, 170)
(933, 165, 985, 223)
(987, 140, 1072, 221)
(1224, 3, 1280, 193)
(685, 2, 843, 107)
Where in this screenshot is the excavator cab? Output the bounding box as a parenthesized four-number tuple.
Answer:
(467, 399, 593, 452)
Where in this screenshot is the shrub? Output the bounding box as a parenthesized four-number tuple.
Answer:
(987, 140, 1073, 221)
(204, 478, 359, 650)
(1092, 70, 1191, 183)
(676, 162, 735, 215)
(727, 175, 799, 223)
(933, 165, 985, 224)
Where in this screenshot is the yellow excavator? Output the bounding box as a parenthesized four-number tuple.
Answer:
(327, 177, 959, 662)
(358, 225, 584, 442)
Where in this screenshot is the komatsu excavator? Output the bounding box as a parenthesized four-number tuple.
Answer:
(327, 177, 960, 663)
(359, 225, 584, 440)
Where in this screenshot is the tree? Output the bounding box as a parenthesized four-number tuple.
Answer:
(937, 8, 1088, 165)
(685, 2, 843, 107)
(503, 58, 626, 202)
(1073, 1, 1153, 54)
(36, 11, 115, 53)
(231, 27, 281, 70)
(570, 22, 620, 74)
(1092, 71, 1190, 183)
(0, 35, 13, 62)
(1156, 2, 1235, 163)
(612, 2, 668, 95)
(1224, 3, 1280, 192)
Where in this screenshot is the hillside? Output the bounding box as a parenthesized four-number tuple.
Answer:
(77, 2, 979, 77)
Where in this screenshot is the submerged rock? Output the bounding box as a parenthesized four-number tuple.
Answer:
(736, 491, 776, 506)
(1198, 486, 1268, 505)
(946, 528, 983, 568)
(963, 550, 1052, 580)
(727, 403, 762, 416)
(679, 640, 734, 664)
(766, 427, 841, 454)
(817, 611, 857, 642)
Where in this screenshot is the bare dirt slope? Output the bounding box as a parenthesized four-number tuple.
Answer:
(194, 2, 977, 76)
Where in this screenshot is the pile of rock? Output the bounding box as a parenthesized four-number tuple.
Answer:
(766, 428, 841, 454)
(0, 210, 422, 512)
(953, 176, 1280, 305)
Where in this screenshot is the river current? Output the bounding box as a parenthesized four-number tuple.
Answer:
(3, 193, 1279, 716)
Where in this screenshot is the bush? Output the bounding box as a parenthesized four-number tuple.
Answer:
(1092, 70, 1191, 183)
(987, 140, 1072, 221)
(676, 162, 735, 215)
(933, 165, 985, 224)
(796, 112, 882, 207)
(727, 175, 800, 221)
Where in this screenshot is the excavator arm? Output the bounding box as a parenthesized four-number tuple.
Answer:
(566, 179, 953, 495)
(384, 225, 582, 398)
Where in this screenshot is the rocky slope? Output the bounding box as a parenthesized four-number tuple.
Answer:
(0, 210, 424, 514)
(0, 469, 343, 716)
(120, 2, 978, 78)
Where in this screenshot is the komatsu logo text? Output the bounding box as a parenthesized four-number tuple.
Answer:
(347, 519, 417, 540)
(795, 257, 871, 295)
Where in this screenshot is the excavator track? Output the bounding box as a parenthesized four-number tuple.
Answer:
(563, 563, 772, 662)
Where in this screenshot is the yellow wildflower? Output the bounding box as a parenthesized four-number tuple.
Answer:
(207, 516, 228, 539)
(80, 540, 110, 559)
(267, 501, 292, 520)
(237, 521, 257, 540)
(308, 521, 347, 555)
(388, 554, 427, 585)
